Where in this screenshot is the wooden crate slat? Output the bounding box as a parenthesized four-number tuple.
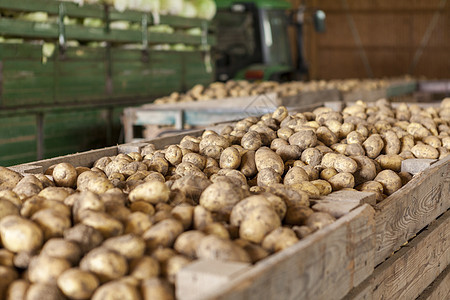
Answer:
(203, 205, 375, 300)
(416, 265, 450, 300)
(374, 156, 450, 265)
(345, 210, 450, 300)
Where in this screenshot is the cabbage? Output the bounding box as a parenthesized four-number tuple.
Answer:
(83, 18, 104, 27)
(141, 0, 160, 13)
(42, 43, 55, 58)
(193, 0, 216, 20)
(186, 27, 202, 35)
(18, 12, 48, 23)
(110, 21, 131, 30)
(180, 1, 197, 18)
(113, 0, 128, 12)
(149, 25, 174, 34)
(160, 0, 183, 15)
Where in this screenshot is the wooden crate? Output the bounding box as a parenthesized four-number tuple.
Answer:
(122, 89, 340, 142)
(9, 113, 450, 300)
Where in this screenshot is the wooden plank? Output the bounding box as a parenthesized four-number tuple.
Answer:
(374, 156, 450, 265)
(417, 265, 450, 300)
(204, 204, 375, 300)
(346, 210, 450, 300)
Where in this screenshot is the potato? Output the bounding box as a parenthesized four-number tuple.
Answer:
(0, 266, 18, 298)
(164, 145, 183, 166)
(356, 181, 384, 201)
(328, 172, 355, 190)
(79, 210, 123, 238)
(0, 190, 21, 208)
(345, 143, 365, 156)
(241, 131, 262, 151)
(35, 173, 55, 188)
(0, 166, 23, 191)
(31, 209, 71, 240)
(276, 145, 301, 161)
(175, 162, 206, 178)
(124, 212, 153, 236)
(12, 175, 42, 200)
(238, 204, 281, 244)
(376, 154, 403, 172)
(346, 131, 365, 145)
(270, 138, 289, 151)
(219, 147, 241, 169)
(316, 126, 338, 146)
(38, 187, 73, 202)
(77, 171, 113, 194)
(277, 127, 294, 140)
(272, 106, 288, 122)
(289, 181, 320, 198)
(165, 255, 191, 284)
(411, 144, 439, 159)
(234, 239, 269, 263)
(0, 199, 19, 221)
(300, 148, 323, 167)
(196, 235, 250, 263)
(199, 181, 247, 216)
(288, 129, 317, 150)
(63, 224, 103, 254)
(103, 234, 146, 260)
(129, 256, 160, 280)
(193, 205, 214, 230)
(261, 227, 299, 253)
(168, 204, 193, 230)
(141, 278, 174, 300)
(182, 153, 207, 170)
(142, 218, 184, 250)
(21, 196, 70, 220)
(363, 134, 384, 158)
(311, 179, 333, 196)
(320, 168, 338, 181)
(39, 239, 80, 266)
(334, 155, 358, 173)
(171, 175, 211, 202)
(25, 283, 64, 300)
(407, 122, 431, 139)
(0, 215, 43, 253)
(374, 170, 402, 195)
(203, 222, 230, 239)
(240, 150, 257, 178)
(306, 212, 335, 231)
(57, 268, 99, 300)
(383, 130, 401, 155)
(6, 279, 29, 300)
(292, 225, 313, 239)
(92, 280, 140, 300)
(352, 156, 377, 185)
(129, 181, 170, 204)
(173, 230, 205, 259)
(28, 254, 71, 284)
(321, 153, 339, 168)
(257, 168, 281, 187)
(80, 247, 128, 283)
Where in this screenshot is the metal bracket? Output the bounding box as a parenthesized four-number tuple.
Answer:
(142, 14, 149, 62)
(58, 3, 67, 59)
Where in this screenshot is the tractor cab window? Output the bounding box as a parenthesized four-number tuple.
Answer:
(214, 9, 259, 80)
(261, 9, 292, 66)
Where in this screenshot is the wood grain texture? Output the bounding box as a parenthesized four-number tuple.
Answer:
(416, 265, 450, 300)
(345, 210, 450, 300)
(374, 156, 450, 265)
(205, 205, 375, 300)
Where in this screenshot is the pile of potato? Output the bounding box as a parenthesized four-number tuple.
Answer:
(152, 78, 410, 104)
(1, 98, 449, 299)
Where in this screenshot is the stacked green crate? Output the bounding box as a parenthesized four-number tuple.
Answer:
(0, 0, 215, 166)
